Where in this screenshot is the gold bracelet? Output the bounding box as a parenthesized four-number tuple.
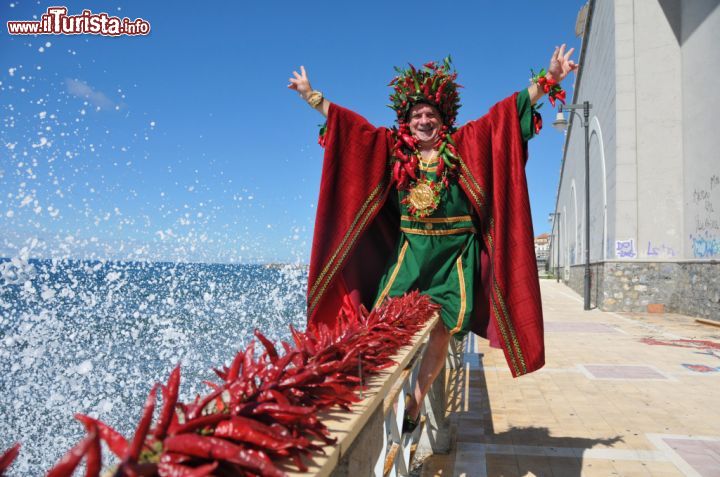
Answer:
(306, 90, 323, 108)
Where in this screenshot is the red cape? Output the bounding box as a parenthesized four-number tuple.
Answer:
(307, 93, 544, 377)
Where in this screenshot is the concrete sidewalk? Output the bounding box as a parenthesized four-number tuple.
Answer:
(421, 280, 720, 477)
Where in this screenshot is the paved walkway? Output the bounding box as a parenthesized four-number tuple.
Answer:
(421, 280, 720, 477)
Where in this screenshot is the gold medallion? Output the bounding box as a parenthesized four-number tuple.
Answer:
(408, 182, 435, 212)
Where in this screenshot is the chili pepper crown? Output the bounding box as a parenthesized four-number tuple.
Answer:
(388, 55, 462, 128)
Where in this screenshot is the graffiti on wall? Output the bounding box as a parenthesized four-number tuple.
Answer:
(646, 241, 676, 257)
(690, 235, 720, 258)
(615, 239, 636, 258)
(691, 174, 720, 258)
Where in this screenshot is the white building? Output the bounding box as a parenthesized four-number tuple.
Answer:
(535, 233, 551, 272)
(549, 0, 720, 318)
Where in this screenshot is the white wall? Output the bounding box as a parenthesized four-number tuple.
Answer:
(682, 1, 720, 259)
(613, 0, 639, 259)
(635, 0, 684, 259)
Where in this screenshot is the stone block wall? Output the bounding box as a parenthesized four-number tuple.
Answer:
(674, 262, 720, 320)
(566, 261, 720, 320)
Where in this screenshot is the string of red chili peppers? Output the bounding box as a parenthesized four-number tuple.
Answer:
(391, 125, 463, 219)
(530, 67, 567, 135)
(33, 292, 438, 477)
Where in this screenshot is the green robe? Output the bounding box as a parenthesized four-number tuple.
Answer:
(373, 90, 536, 338)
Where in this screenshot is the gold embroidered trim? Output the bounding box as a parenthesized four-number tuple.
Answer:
(373, 240, 409, 308)
(457, 156, 487, 204)
(309, 188, 386, 317)
(400, 215, 472, 224)
(400, 226, 476, 236)
(450, 255, 467, 335)
(459, 175, 483, 213)
(480, 214, 525, 375)
(490, 295, 521, 376)
(493, 280, 527, 374)
(484, 217, 495, 251)
(308, 182, 384, 301)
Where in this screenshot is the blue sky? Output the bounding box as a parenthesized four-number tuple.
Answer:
(1, 1, 583, 263)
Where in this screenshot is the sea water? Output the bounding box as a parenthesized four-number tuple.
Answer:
(0, 257, 308, 474)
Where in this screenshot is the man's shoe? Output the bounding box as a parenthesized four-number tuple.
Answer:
(402, 412, 420, 434)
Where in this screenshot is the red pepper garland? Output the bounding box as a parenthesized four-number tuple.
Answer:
(35, 292, 438, 477)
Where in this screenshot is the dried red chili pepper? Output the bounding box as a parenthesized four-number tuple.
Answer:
(214, 416, 296, 451)
(154, 364, 181, 440)
(403, 161, 417, 180)
(254, 330, 279, 362)
(241, 342, 257, 380)
(163, 434, 286, 477)
(0, 443, 20, 475)
(174, 413, 231, 435)
(277, 368, 321, 389)
(187, 386, 225, 420)
(128, 384, 158, 461)
(401, 134, 416, 148)
(75, 414, 128, 458)
(225, 348, 245, 382)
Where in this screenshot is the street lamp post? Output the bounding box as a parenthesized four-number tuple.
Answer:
(548, 212, 561, 283)
(553, 101, 593, 310)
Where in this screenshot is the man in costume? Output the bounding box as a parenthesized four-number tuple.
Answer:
(289, 46, 577, 430)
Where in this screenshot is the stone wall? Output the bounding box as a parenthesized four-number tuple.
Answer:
(566, 261, 720, 320)
(673, 262, 720, 320)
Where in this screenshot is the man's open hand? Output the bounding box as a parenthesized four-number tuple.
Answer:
(288, 65, 313, 100)
(547, 44, 578, 83)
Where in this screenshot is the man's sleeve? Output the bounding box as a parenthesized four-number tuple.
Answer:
(516, 89, 537, 142)
(319, 104, 391, 158)
(307, 103, 393, 326)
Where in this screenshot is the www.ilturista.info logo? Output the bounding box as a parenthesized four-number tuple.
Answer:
(7, 6, 151, 36)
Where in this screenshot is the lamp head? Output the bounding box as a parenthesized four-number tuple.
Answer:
(552, 111, 568, 131)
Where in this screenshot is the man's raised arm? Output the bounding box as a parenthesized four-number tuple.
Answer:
(288, 65, 330, 117)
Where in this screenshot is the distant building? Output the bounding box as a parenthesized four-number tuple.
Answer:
(535, 233, 551, 272)
(535, 233, 550, 259)
(549, 0, 720, 319)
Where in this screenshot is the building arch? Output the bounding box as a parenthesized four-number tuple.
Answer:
(570, 179, 579, 265)
(563, 204, 568, 278)
(590, 116, 608, 260)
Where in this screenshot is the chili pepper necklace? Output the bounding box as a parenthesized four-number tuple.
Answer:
(392, 125, 462, 220)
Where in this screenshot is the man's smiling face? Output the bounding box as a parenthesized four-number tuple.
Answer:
(407, 103, 443, 146)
